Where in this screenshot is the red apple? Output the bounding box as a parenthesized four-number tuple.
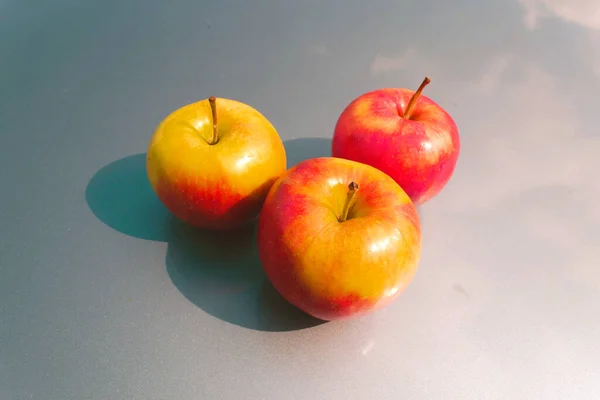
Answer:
(257, 157, 422, 321)
(146, 96, 287, 230)
(331, 77, 460, 205)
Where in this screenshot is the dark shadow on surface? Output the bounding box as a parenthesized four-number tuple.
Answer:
(85, 153, 173, 241)
(85, 152, 325, 332)
(283, 137, 332, 169)
(166, 219, 324, 331)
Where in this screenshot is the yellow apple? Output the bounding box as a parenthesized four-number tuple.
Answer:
(146, 97, 286, 230)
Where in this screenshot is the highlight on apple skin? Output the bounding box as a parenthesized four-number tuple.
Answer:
(257, 157, 422, 321)
(146, 96, 287, 230)
(331, 77, 460, 205)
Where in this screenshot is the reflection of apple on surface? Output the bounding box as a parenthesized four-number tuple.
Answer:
(332, 77, 460, 205)
(146, 97, 287, 230)
(257, 157, 422, 321)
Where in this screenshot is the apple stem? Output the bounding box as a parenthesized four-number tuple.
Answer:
(208, 96, 219, 145)
(403, 76, 431, 120)
(339, 182, 359, 223)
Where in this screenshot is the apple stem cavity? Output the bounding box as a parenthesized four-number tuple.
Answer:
(403, 76, 431, 120)
(208, 96, 219, 145)
(339, 182, 359, 223)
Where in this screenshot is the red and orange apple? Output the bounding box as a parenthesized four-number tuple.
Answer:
(146, 97, 286, 230)
(331, 77, 460, 205)
(257, 157, 422, 321)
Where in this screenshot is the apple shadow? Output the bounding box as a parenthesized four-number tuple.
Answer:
(165, 219, 323, 331)
(85, 153, 173, 242)
(85, 152, 325, 332)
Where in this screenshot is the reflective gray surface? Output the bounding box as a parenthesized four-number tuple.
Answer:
(2, 1, 599, 399)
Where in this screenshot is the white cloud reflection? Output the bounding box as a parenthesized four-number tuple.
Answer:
(370, 48, 417, 75)
(518, 0, 600, 30)
(370, 38, 600, 294)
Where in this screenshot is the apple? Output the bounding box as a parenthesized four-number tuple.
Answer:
(146, 96, 287, 230)
(331, 77, 460, 205)
(257, 157, 422, 321)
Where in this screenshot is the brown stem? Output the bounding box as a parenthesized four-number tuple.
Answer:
(339, 182, 359, 222)
(208, 96, 219, 145)
(403, 76, 431, 120)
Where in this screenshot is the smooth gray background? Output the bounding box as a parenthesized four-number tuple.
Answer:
(2, 1, 599, 399)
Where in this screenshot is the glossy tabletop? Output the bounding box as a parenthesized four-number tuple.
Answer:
(2, 1, 599, 399)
